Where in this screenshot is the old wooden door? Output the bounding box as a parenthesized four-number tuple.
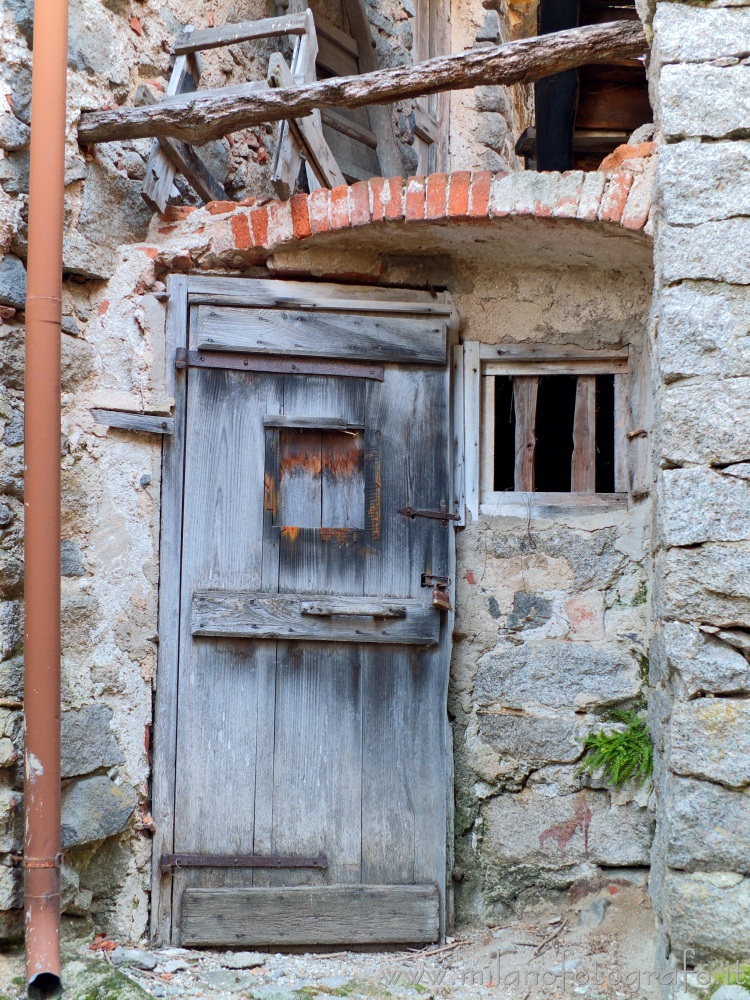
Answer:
(154, 276, 458, 948)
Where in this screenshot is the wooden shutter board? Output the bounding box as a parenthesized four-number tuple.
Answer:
(571, 374, 597, 492)
(513, 376, 538, 492)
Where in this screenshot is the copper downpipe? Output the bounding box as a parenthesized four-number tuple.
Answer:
(23, 0, 68, 991)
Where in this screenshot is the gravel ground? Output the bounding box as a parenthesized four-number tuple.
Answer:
(0, 882, 664, 999)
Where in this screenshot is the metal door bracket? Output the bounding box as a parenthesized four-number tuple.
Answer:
(398, 501, 460, 526)
(160, 852, 328, 875)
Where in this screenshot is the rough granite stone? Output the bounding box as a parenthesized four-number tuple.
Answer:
(656, 283, 750, 382)
(660, 64, 750, 141)
(653, 4, 750, 63)
(666, 777, 750, 871)
(0, 114, 30, 153)
(61, 539, 85, 578)
(0, 255, 26, 309)
(659, 142, 750, 226)
(665, 872, 750, 961)
(660, 468, 750, 546)
(0, 790, 22, 853)
(62, 231, 117, 280)
(68, 0, 131, 84)
(478, 713, 585, 764)
(78, 161, 155, 251)
(671, 699, 750, 789)
(658, 543, 750, 627)
(663, 622, 750, 699)
(61, 705, 124, 778)
(475, 641, 641, 712)
(661, 219, 750, 286)
(660, 380, 750, 466)
(61, 775, 136, 846)
(481, 791, 653, 868)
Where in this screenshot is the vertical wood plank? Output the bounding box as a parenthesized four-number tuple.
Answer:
(571, 374, 596, 493)
(627, 344, 649, 499)
(321, 431, 365, 529)
(480, 374, 495, 497)
(513, 376, 538, 492)
(451, 345, 465, 526)
(614, 372, 628, 492)
(151, 274, 188, 945)
(279, 428, 323, 528)
(463, 342, 480, 522)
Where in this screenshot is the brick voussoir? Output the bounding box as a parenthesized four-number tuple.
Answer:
(215, 169, 653, 256)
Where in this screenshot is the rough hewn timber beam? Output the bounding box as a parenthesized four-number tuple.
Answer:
(78, 20, 647, 146)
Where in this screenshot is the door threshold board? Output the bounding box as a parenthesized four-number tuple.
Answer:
(180, 883, 440, 946)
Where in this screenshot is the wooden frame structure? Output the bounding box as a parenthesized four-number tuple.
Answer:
(461, 342, 648, 519)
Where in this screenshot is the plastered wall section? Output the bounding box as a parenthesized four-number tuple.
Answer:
(646, 0, 750, 978)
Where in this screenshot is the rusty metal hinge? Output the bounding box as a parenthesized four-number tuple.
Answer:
(159, 852, 328, 875)
(398, 501, 460, 526)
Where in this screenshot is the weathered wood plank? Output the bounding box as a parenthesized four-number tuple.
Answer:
(137, 86, 228, 204)
(278, 428, 323, 528)
(481, 344, 630, 361)
(314, 12, 360, 58)
(90, 408, 174, 435)
(191, 591, 440, 644)
(79, 21, 649, 144)
(322, 124, 380, 180)
(480, 491, 627, 517)
(151, 275, 188, 944)
(186, 276, 455, 315)
(271, 12, 320, 200)
(463, 341, 480, 522)
(571, 374, 596, 492)
(173, 13, 308, 53)
(480, 373, 495, 496)
(513, 376, 538, 492)
(484, 359, 627, 376)
(301, 599, 406, 617)
(614, 372, 628, 493)
(196, 306, 448, 364)
(180, 884, 440, 946)
(264, 415, 364, 429)
(269, 53, 346, 189)
(320, 108, 378, 148)
(317, 35, 360, 78)
(451, 344, 465, 526)
(321, 429, 366, 529)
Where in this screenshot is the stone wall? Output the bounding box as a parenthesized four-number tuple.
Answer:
(647, 0, 750, 978)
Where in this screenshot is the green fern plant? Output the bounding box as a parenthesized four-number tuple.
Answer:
(577, 710, 653, 788)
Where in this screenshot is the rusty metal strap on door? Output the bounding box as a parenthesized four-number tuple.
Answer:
(160, 852, 328, 875)
(175, 348, 384, 381)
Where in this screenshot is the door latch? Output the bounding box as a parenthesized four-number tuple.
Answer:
(422, 574, 452, 612)
(398, 500, 460, 526)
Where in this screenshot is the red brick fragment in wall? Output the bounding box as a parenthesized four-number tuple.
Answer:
(290, 194, 312, 239)
(426, 173, 448, 220)
(448, 171, 471, 217)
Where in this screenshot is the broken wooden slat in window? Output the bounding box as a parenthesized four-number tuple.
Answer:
(90, 408, 175, 435)
(614, 372, 628, 492)
(480, 373, 495, 497)
(271, 8, 319, 199)
(463, 341, 481, 522)
(195, 305, 448, 364)
(137, 87, 228, 205)
(142, 27, 200, 214)
(626, 344, 650, 500)
(191, 590, 440, 644)
(268, 53, 346, 189)
(513, 376, 538, 492)
(571, 375, 597, 492)
(173, 12, 309, 53)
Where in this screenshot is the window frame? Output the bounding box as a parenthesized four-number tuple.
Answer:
(458, 342, 647, 520)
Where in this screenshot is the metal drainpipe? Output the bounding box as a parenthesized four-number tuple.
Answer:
(23, 0, 68, 991)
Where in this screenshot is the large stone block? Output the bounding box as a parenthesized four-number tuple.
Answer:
(664, 872, 750, 961)
(482, 790, 653, 868)
(61, 775, 136, 846)
(660, 379, 750, 466)
(658, 543, 750, 627)
(664, 622, 750, 699)
(477, 713, 584, 764)
(0, 790, 23, 852)
(660, 468, 750, 546)
(61, 705, 124, 779)
(660, 65, 750, 141)
(671, 699, 750, 789)
(657, 283, 750, 382)
(68, 0, 131, 84)
(78, 161, 154, 252)
(653, 4, 750, 63)
(660, 219, 750, 286)
(475, 640, 641, 712)
(666, 777, 750, 871)
(659, 143, 750, 227)
(0, 255, 26, 309)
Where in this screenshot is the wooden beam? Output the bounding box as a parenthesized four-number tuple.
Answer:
(513, 376, 538, 492)
(571, 375, 596, 492)
(173, 13, 309, 54)
(78, 20, 647, 145)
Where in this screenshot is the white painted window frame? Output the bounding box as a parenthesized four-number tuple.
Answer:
(459, 342, 646, 521)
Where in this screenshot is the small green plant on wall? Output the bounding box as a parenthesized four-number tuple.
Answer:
(578, 710, 653, 788)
